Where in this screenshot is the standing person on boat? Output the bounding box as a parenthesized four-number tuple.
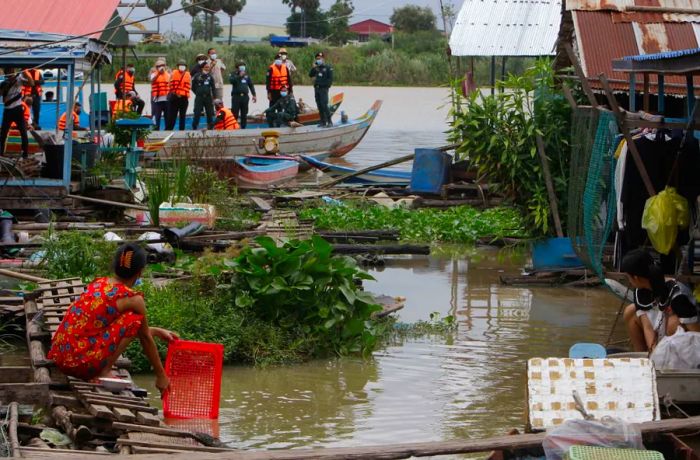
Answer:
(309, 52, 333, 128)
(229, 61, 256, 129)
(150, 58, 170, 131)
(207, 48, 226, 101)
(21, 68, 43, 129)
(278, 48, 297, 74)
(48, 244, 178, 394)
(622, 248, 700, 352)
(166, 59, 191, 131)
(265, 85, 298, 128)
(266, 54, 292, 108)
(191, 62, 216, 130)
(213, 99, 240, 130)
(191, 53, 207, 79)
(0, 67, 33, 158)
(11, 96, 33, 130)
(114, 64, 136, 99)
(59, 102, 85, 131)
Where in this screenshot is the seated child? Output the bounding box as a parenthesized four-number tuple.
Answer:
(48, 244, 178, 394)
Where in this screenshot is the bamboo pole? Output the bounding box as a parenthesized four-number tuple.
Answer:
(0, 269, 49, 283)
(536, 135, 564, 238)
(9, 402, 21, 458)
(66, 194, 149, 211)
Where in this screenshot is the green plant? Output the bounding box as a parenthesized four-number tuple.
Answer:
(144, 164, 178, 227)
(449, 59, 571, 235)
(39, 229, 116, 281)
(392, 311, 457, 338)
(105, 110, 152, 147)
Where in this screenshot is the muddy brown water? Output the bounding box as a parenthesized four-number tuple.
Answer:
(131, 248, 625, 449)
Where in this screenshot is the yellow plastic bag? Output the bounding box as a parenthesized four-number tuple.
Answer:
(641, 186, 689, 255)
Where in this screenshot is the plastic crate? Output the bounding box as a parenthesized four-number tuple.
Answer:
(163, 340, 224, 419)
(567, 446, 664, 460)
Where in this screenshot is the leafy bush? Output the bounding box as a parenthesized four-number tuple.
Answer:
(299, 203, 528, 243)
(105, 110, 151, 147)
(449, 59, 571, 235)
(40, 230, 116, 281)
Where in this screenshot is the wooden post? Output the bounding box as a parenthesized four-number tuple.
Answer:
(599, 73, 656, 197)
(9, 402, 21, 457)
(52, 405, 92, 444)
(658, 74, 666, 114)
(686, 73, 695, 119)
(564, 43, 598, 107)
(561, 82, 579, 109)
(629, 73, 637, 112)
(490, 56, 496, 96)
(643, 74, 650, 112)
(536, 135, 564, 237)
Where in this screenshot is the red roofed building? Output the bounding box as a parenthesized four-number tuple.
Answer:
(349, 19, 393, 42)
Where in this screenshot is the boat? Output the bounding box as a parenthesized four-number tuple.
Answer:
(151, 100, 382, 160)
(301, 154, 411, 185)
(155, 92, 344, 130)
(225, 155, 299, 186)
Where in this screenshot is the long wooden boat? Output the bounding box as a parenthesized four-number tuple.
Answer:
(226, 155, 299, 186)
(154, 93, 344, 130)
(301, 154, 411, 185)
(152, 100, 382, 160)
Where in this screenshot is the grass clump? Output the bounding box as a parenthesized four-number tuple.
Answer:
(299, 202, 528, 244)
(39, 230, 116, 281)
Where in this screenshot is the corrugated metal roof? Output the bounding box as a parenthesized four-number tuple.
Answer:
(449, 0, 561, 56)
(567, 0, 700, 11)
(0, 1, 121, 39)
(611, 11, 700, 23)
(623, 46, 700, 59)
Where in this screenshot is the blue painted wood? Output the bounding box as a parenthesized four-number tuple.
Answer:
(630, 73, 637, 112)
(236, 155, 299, 173)
(687, 74, 695, 119)
(658, 74, 665, 114)
(301, 155, 411, 185)
(569, 343, 607, 359)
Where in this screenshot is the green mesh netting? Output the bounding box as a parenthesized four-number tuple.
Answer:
(568, 108, 619, 278)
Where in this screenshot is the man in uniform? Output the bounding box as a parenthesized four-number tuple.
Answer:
(229, 61, 256, 129)
(191, 62, 216, 130)
(309, 52, 333, 127)
(265, 85, 297, 128)
(266, 54, 292, 108)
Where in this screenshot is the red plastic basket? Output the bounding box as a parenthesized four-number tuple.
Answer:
(162, 340, 224, 419)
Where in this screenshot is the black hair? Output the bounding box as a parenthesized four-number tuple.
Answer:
(621, 248, 668, 299)
(113, 243, 147, 280)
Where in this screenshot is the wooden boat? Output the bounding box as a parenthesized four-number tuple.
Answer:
(152, 100, 382, 160)
(301, 154, 411, 185)
(155, 92, 344, 130)
(227, 155, 299, 186)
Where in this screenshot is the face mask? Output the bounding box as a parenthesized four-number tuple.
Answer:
(198, 60, 206, 65)
(281, 54, 288, 61)
(210, 53, 217, 60)
(157, 66, 165, 72)
(316, 59, 323, 66)
(274, 59, 282, 66)
(280, 91, 288, 97)
(127, 68, 135, 74)
(239, 66, 246, 72)
(178, 65, 186, 72)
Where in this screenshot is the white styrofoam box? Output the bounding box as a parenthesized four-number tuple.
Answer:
(527, 357, 659, 430)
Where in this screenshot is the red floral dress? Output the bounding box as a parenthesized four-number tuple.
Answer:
(48, 277, 144, 380)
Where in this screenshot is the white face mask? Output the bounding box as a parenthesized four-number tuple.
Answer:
(280, 91, 288, 97)
(198, 60, 206, 65)
(178, 65, 186, 72)
(210, 53, 217, 60)
(281, 54, 287, 61)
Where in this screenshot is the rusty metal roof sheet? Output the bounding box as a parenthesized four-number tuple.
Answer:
(527, 357, 659, 430)
(0, 1, 121, 39)
(449, 0, 561, 56)
(567, 0, 700, 11)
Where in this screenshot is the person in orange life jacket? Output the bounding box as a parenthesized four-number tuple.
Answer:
(266, 53, 292, 108)
(112, 92, 136, 118)
(191, 62, 216, 130)
(149, 58, 170, 131)
(58, 102, 85, 131)
(114, 63, 136, 99)
(21, 68, 44, 129)
(11, 96, 33, 130)
(213, 99, 240, 130)
(166, 59, 191, 131)
(622, 249, 700, 352)
(229, 60, 256, 129)
(0, 67, 33, 157)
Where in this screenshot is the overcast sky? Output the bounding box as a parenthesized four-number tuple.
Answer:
(118, 0, 464, 33)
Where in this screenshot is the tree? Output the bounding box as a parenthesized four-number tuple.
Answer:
(221, 0, 246, 45)
(390, 5, 437, 33)
(145, 0, 172, 33)
(286, 8, 328, 38)
(181, 0, 199, 39)
(282, 0, 320, 37)
(192, 13, 222, 40)
(327, 0, 354, 45)
(201, 0, 222, 41)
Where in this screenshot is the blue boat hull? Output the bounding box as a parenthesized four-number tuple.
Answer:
(301, 155, 410, 185)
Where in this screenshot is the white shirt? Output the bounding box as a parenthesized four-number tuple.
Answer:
(2, 74, 27, 109)
(208, 58, 226, 89)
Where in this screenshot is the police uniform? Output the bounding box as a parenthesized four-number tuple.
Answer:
(265, 93, 298, 128)
(192, 71, 215, 130)
(230, 71, 256, 129)
(309, 53, 333, 127)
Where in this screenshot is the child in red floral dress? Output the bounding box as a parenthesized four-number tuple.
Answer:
(48, 244, 177, 395)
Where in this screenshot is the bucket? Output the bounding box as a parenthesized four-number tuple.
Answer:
(410, 148, 452, 194)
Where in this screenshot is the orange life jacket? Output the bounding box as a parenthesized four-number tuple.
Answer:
(10, 101, 31, 128)
(268, 64, 289, 91)
(115, 69, 135, 95)
(58, 111, 80, 130)
(21, 69, 42, 96)
(169, 69, 191, 98)
(112, 99, 133, 117)
(151, 70, 170, 99)
(215, 108, 239, 130)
